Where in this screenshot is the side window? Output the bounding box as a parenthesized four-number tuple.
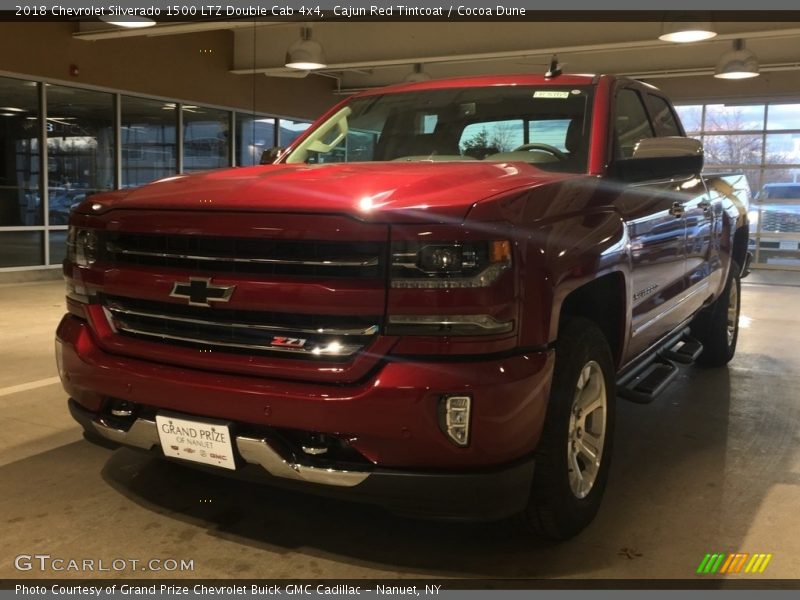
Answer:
(646, 94, 682, 137)
(614, 89, 654, 158)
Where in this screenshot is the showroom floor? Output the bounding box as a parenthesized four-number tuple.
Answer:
(1, 271, 798, 580)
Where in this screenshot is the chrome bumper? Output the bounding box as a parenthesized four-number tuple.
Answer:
(68, 399, 536, 521)
(84, 411, 370, 488)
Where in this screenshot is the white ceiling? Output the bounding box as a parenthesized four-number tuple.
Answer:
(75, 20, 800, 92)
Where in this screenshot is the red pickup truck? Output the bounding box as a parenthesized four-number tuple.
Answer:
(57, 73, 750, 539)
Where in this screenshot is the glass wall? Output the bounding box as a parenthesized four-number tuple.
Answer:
(237, 114, 275, 167)
(0, 73, 314, 270)
(279, 119, 312, 147)
(121, 96, 177, 188)
(0, 231, 43, 268)
(46, 85, 115, 225)
(0, 76, 40, 228)
(183, 105, 229, 172)
(675, 102, 800, 269)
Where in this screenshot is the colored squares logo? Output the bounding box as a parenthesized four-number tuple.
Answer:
(696, 552, 772, 574)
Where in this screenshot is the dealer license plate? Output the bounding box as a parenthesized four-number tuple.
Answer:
(155, 414, 236, 470)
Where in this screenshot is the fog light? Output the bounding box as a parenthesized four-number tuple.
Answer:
(109, 399, 135, 418)
(440, 395, 471, 447)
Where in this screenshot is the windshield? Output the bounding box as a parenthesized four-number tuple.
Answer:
(284, 85, 593, 173)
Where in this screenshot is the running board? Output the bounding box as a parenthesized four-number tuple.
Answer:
(617, 359, 679, 404)
(660, 337, 703, 364)
(617, 329, 703, 404)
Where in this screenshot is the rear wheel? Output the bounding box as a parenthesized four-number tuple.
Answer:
(518, 318, 616, 540)
(691, 261, 741, 367)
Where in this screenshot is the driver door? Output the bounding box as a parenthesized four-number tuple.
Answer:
(612, 87, 689, 359)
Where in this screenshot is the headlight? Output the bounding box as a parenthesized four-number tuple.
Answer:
(67, 227, 99, 266)
(391, 240, 511, 288)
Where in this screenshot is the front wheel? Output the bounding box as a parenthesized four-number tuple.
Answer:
(691, 261, 741, 367)
(517, 318, 616, 540)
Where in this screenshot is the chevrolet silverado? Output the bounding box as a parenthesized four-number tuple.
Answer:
(57, 73, 750, 539)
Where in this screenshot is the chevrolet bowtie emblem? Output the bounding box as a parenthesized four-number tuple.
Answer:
(169, 278, 235, 307)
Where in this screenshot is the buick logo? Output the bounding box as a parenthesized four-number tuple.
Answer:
(169, 278, 235, 307)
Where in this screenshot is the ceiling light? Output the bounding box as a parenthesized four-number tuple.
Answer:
(0, 107, 24, 113)
(404, 63, 431, 83)
(715, 39, 760, 79)
(99, 16, 156, 29)
(659, 20, 717, 43)
(285, 27, 326, 70)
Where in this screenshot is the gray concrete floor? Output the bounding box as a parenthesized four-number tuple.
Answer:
(1, 273, 799, 580)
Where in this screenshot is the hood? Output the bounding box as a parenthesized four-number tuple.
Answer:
(79, 162, 567, 223)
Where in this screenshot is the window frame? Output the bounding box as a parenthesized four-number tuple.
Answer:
(611, 85, 657, 160)
(644, 92, 686, 138)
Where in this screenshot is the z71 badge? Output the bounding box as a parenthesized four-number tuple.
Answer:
(270, 337, 307, 348)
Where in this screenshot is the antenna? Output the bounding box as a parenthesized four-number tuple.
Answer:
(545, 54, 562, 78)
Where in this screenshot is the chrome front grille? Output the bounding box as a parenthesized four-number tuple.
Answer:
(103, 232, 384, 278)
(101, 295, 380, 359)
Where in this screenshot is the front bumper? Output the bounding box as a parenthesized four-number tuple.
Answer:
(58, 313, 553, 520)
(69, 399, 535, 520)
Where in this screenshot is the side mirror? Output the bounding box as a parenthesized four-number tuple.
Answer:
(608, 137, 703, 182)
(260, 146, 286, 165)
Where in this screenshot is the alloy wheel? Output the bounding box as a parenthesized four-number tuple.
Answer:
(567, 361, 608, 499)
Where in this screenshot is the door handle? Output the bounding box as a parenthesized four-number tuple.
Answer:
(669, 202, 685, 218)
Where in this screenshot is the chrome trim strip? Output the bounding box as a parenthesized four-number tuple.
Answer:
(237, 437, 369, 487)
(92, 417, 160, 449)
(106, 243, 379, 268)
(387, 314, 513, 332)
(104, 304, 379, 337)
(632, 281, 711, 337)
(89, 417, 369, 487)
(66, 291, 91, 304)
(110, 322, 363, 357)
(391, 261, 510, 289)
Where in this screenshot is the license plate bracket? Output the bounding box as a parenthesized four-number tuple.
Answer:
(155, 413, 236, 470)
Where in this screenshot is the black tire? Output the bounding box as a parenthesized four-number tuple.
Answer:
(691, 261, 741, 367)
(517, 318, 616, 540)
